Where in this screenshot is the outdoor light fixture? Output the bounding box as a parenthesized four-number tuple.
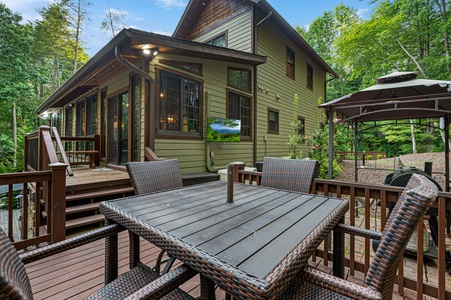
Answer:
(142, 47, 159, 58)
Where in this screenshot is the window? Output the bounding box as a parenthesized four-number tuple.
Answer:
(51, 111, 61, 134)
(268, 108, 279, 134)
(205, 32, 227, 47)
(298, 116, 305, 136)
(100, 89, 107, 158)
(307, 64, 313, 90)
(65, 106, 73, 136)
(76, 101, 85, 136)
(86, 94, 97, 136)
(286, 47, 295, 80)
(228, 68, 251, 92)
(159, 60, 203, 76)
(159, 70, 201, 135)
(227, 90, 251, 139)
(131, 74, 140, 161)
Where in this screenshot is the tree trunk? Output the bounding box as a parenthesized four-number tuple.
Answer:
(13, 98, 17, 168)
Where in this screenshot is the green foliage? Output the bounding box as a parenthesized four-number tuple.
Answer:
(305, 114, 343, 179)
(0, 197, 18, 209)
(377, 154, 383, 159)
(366, 155, 373, 160)
(287, 94, 304, 159)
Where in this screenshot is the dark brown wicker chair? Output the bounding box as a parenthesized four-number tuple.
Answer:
(126, 159, 184, 195)
(279, 173, 438, 300)
(260, 157, 319, 193)
(0, 224, 196, 299)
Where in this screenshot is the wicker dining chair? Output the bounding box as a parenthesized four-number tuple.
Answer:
(260, 157, 320, 193)
(0, 224, 196, 300)
(126, 159, 184, 195)
(279, 173, 438, 300)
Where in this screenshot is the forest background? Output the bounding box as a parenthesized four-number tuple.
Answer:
(1, 0, 451, 173)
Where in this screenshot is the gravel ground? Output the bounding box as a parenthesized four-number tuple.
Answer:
(337, 152, 447, 189)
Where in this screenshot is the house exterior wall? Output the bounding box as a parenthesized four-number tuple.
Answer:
(254, 14, 326, 160)
(193, 9, 253, 53)
(149, 54, 255, 173)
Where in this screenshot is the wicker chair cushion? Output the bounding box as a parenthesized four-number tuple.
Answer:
(279, 173, 438, 300)
(0, 228, 33, 300)
(126, 159, 183, 195)
(260, 157, 319, 193)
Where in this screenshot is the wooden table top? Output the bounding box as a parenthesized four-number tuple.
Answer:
(100, 181, 349, 299)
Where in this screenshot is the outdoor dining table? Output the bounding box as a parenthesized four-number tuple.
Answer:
(99, 181, 349, 300)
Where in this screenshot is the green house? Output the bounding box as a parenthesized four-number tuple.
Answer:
(36, 0, 337, 173)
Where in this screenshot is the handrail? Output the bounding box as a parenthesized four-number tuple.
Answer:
(51, 127, 73, 176)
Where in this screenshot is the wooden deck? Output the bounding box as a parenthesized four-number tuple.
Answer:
(25, 228, 418, 300)
(65, 166, 130, 188)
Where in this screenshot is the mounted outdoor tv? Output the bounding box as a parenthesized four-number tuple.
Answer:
(206, 117, 241, 142)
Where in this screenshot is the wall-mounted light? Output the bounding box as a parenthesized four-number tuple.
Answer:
(143, 46, 159, 58)
(276, 94, 280, 100)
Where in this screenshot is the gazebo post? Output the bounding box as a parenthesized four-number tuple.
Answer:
(328, 107, 334, 180)
(445, 114, 450, 192)
(353, 119, 359, 182)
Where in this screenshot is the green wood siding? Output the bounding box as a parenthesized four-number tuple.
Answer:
(193, 10, 253, 53)
(149, 54, 254, 172)
(255, 20, 326, 161)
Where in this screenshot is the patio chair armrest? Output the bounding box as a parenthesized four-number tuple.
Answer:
(302, 265, 382, 300)
(334, 223, 382, 240)
(20, 224, 125, 264)
(124, 264, 197, 300)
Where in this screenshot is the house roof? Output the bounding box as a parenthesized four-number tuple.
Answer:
(36, 28, 266, 114)
(173, 0, 338, 78)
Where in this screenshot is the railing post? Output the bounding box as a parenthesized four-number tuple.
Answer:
(49, 162, 67, 243)
(231, 161, 245, 183)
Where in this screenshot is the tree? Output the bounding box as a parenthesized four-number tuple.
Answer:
(0, 3, 36, 171)
(66, 0, 92, 72)
(101, 6, 127, 38)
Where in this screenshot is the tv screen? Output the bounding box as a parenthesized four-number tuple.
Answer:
(206, 117, 241, 142)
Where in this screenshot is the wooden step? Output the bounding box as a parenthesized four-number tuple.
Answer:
(65, 214, 105, 230)
(66, 203, 100, 215)
(66, 186, 134, 202)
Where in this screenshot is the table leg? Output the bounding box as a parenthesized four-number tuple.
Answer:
(105, 219, 118, 284)
(129, 231, 140, 268)
(333, 217, 345, 279)
(200, 274, 216, 300)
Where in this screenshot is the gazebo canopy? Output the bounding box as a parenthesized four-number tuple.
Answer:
(323, 71, 451, 191)
(322, 71, 451, 122)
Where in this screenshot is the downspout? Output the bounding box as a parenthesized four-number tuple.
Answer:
(114, 46, 156, 150)
(253, 8, 272, 165)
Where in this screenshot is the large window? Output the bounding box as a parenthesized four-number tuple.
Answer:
(228, 68, 251, 92)
(131, 74, 140, 161)
(51, 111, 61, 134)
(65, 106, 73, 136)
(227, 90, 251, 139)
(307, 63, 313, 90)
(286, 46, 295, 80)
(86, 94, 97, 136)
(76, 101, 85, 136)
(268, 108, 279, 134)
(205, 32, 227, 47)
(158, 70, 201, 136)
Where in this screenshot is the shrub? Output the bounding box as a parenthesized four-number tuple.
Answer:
(377, 154, 383, 159)
(366, 155, 373, 160)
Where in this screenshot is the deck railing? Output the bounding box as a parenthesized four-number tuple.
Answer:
(235, 169, 450, 299)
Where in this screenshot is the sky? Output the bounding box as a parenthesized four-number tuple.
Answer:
(2, 0, 372, 57)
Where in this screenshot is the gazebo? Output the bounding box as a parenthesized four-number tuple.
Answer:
(322, 71, 451, 191)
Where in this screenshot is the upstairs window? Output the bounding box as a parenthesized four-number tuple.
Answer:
(227, 90, 251, 139)
(307, 63, 313, 90)
(159, 60, 203, 76)
(205, 32, 227, 47)
(158, 70, 201, 136)
(228, 68, 251, 92)
(286, 46, 295, 80)
(268, 108, 279, 134)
